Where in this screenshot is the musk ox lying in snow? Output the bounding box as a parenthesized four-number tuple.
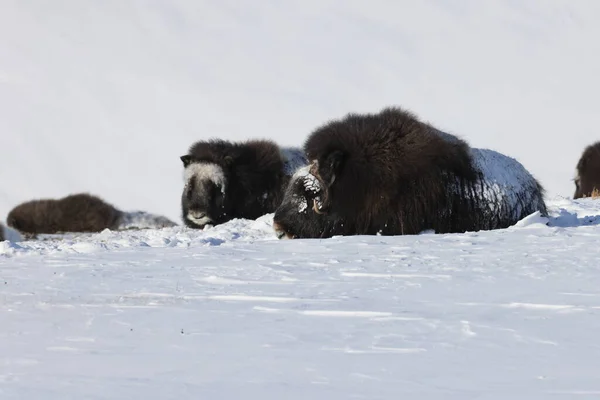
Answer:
(180, 139, 306, 229)
(273, 107, 547, 239)
(6, 193, 177, 236)
(574, 141, 600, 199)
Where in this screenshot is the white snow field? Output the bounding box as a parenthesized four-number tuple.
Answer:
(2, 1, 600, 221)
(2, 197, 600, 399)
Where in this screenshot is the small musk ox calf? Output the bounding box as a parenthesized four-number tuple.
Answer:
(7, 193, 177, 236)
(273, 107, 547, 239)
(180, 139, 306, 229)
(574, 141, 600, 199)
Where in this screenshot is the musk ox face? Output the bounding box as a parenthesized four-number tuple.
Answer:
(273, 165, 339, 239)
(307, 150, 346, 215)
(181, 155, 230, 229)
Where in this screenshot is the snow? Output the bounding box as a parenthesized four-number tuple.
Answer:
(1, 198, 600, 398)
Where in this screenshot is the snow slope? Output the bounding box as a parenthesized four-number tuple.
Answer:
(2, 1, 600, 223)
(1, 197, 600, 398)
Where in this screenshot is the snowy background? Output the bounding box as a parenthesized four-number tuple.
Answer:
(2, 0, 600, 221)
(2, 1, 600, 399)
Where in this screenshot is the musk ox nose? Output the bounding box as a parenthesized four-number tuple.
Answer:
(190, 211, 207, 219)
(272, 221, 292, 240)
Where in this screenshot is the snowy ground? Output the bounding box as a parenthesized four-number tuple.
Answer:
(1, 197, 600, 399)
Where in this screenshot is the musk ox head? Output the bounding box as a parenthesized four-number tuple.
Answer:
(180, 154, 230, 229)
(272, 165, 343, 239)
(273, 165, 325, 239)
(574, 141, 600, 199)
(181, 138, 292, 229)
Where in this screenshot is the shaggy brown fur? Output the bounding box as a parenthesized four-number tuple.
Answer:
(273, 106, 547, 239)
(574, 141, 600, 199)
(181, 139, 306, 229)
(7, 193, 123, 235)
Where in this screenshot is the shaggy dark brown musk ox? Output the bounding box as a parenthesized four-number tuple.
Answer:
(7, 193, 177, 235)
(180, 139, 307, 229)
(574, 141, 600, 199)
(272, 107, 547, 239)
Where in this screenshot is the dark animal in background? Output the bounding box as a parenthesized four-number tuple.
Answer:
(574, 141, 600, 199)
(273, 106, 547, 239)
(6, 193, 177, 236)
(0, 223, 4, 241)
(180, 139, 306, 229)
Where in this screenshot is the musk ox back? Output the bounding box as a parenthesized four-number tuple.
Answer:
(180, 139, 306, 229)
(272, 107, 547, 239)
(574, 141, 600, 199)
(7, 193, 177, 235)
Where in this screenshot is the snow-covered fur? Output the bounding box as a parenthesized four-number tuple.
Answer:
(273, 106, 547, 239)
(181, 139, 307, 229)
(0, 222, 23, 242)
(6, 193, 177, 235)
(574, 141, 600, 199)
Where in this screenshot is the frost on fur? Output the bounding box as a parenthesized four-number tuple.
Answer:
(1, 223, 23, 242)
(468, 148, 547, 228)
(183, 162, 227, 195)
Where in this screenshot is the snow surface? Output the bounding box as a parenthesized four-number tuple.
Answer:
(2, 198, 600, 398)
(2, 1, 600, 222)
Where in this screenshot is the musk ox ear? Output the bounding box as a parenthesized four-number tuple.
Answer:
(180, 155, 193, 167)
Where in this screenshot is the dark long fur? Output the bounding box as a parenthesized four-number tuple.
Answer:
(181, 139, 306, 229)
(0, 223, 5, 241)
(574, 141, 600, 199)
(7, 193, 124, 234)
(273, 106, 547, 239)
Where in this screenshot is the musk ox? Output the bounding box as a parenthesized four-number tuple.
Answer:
(273, 106, 547, 239)
(180, 139, 307, 229)
(6, 193, 177, 235)
(574, 141, 600, 199)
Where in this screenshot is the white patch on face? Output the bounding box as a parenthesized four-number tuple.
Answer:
(183, 162, 226, 194)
